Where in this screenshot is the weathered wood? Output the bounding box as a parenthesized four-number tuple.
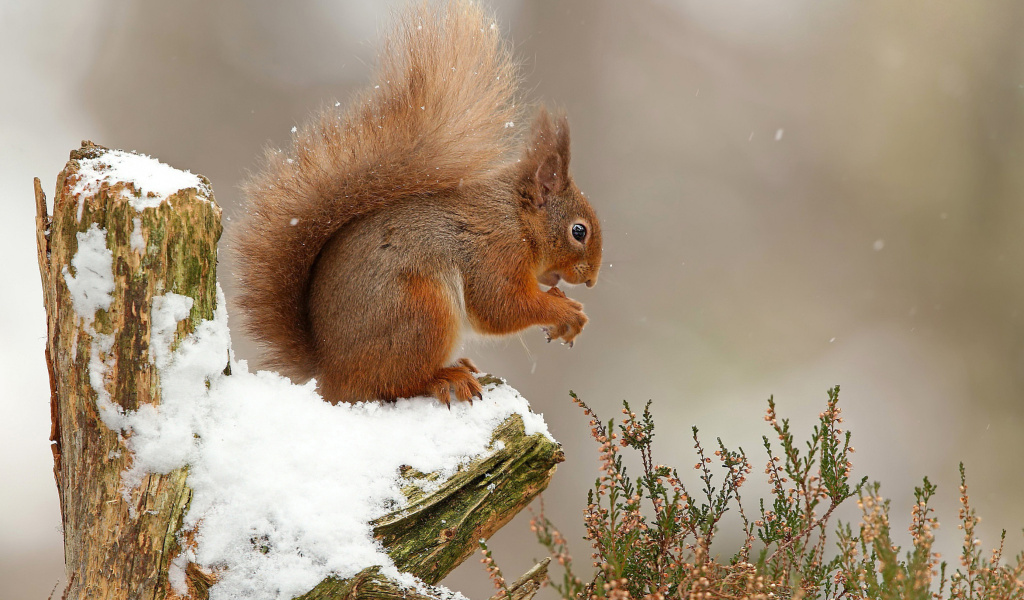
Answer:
(296, 558, 550, 600)
(377, 413, 562, 582)
(494, 558, 550, 600)
(38, 141, 222, 600)
(38, 143, 560, 600)
(297, 413, 563, 600)
(35, 177, 64, 525)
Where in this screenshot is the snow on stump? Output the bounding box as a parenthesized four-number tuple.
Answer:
(35, 142, 563, 600)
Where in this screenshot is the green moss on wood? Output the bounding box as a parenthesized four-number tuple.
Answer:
(294, 412, 563, 600)
(377, 414, 562, 583)
(42, 141, 222, 600)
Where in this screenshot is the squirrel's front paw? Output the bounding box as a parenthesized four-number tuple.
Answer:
(543, 302, 588, 348)
(546, 286, 583, 311)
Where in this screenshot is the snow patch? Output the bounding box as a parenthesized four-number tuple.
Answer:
(130, 217, 146, 253)
(169, 554, 189, 596)
(379, 567, 469, 600)
(72, 149, 209, 214)
(61, 225, 123, 431)
(62, 224, 114, 325)
(103, 285, 552, 600)
(90, 331, 120, 429)
(150, 293, 194, 367)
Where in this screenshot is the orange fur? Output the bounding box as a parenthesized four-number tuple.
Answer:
(232, 0, 602, 404)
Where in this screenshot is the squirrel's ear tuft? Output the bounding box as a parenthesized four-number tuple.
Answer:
(519, 107, 571, 208)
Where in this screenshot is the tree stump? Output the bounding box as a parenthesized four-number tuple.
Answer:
(36, 141, 221, 600)
(36, 142, 560, 600)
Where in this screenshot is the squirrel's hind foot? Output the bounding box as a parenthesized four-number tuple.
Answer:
(426, 365, 483, 407)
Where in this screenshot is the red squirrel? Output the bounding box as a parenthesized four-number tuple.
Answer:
(232, 0, 602, 405)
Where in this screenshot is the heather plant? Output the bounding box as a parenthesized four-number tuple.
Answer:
(503, 387, 1024, 600)
(479, 538, 511, 599)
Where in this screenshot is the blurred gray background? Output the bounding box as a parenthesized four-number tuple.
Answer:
(2, 0, 1023, 598)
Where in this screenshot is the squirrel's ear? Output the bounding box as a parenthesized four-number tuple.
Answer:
(519, 108, 571, 209)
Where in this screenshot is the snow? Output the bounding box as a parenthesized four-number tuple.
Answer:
(72, 149, 210, 215)
(169, 554, 189, 595)
(149, 293, 193, 368)
(102, 285, 552, 600)
(60, 225, 123, 431)
(90, 331, 119, 428)
(130, 217, 145, 252)
(62, 223, 114, 325)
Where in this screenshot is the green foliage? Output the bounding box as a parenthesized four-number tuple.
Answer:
(522, 387, 1024, 600)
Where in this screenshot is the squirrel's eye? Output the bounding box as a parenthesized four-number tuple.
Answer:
(571, 223, 587, 242)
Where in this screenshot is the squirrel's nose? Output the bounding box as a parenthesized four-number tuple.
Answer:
(585, 277, 595, 288)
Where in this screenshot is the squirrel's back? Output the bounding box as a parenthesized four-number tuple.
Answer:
(232, 0, 521, 380)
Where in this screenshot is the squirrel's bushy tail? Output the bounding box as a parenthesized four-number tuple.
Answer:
(232, 0, 520, 380)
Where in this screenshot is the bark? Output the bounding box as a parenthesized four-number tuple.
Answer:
(37, 142, 561, 600)
(295, 558, 550, 600)
(37, 141, 221, 600)
(494, 558, 551, 600)
(299, 401, 562, 600)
